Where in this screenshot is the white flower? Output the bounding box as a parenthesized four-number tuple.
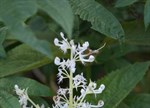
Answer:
(14, 85, 28, 107)
(68, 59, 76, 73)
(57, 88, 69, 96)
(54, 32, 70, 53)
(73, 73, 87, 89)
(86, 81, 105, 97)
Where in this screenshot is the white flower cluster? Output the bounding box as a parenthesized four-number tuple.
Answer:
(53, 32, 105, 108)
(14, 85, 45, 108)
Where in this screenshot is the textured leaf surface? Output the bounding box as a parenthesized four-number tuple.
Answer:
(69, 0, 124, 40)
(87, 62, 150, 108)
(37, 0, 74, 38)
(144, 0, 150, 29)
(100, 62, 150, 108)
(115, 0, 138, 7)
(0, 44, 50, 77)
(0, 90, 21, 108)
(124, 94, 150, 108)
(0, 76, 52, 96)
(124, 21, 150, 46)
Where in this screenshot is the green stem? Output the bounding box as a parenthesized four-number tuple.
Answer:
(69, 71, 73, 108)
(69, 49, 74, 108)
(27, 96, 40, 108)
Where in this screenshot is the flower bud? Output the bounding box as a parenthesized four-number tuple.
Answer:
(98, 100, 104, 107)
(54, 38, 59, 46)
(100, 84, 105, 91)
(89, 55, 95, 62)
(54, 57, 61, 65)
(60, 32, 64, 38)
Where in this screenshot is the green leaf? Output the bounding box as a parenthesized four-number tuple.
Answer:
(0, 76, 52, 96)
(0, 0, 74, 56)
(0, 44, 51, 77)
(0, 0, 37, 24)
(69, 0, 124, 40)
(124, 21, 150, 46)
(0, 27, 7, 57)
(7, 23, 52, 58)
(37, 0, 74, 38)
(0, 90, 21, 108)
(124, 94, 150, 108)
(117, 102, 130, 108)
(0, 0, 53, 58)
(88, 62, 150, 108)
(144, 0, 150, 29)
(115, 0, 138, 7)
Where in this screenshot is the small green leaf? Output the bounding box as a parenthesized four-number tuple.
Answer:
(69, 0, 124, 40)
(115, 0, 138, 7)
(0, 90, 21, 108)
(0, 76, 53, 96)
(144, 0, 150, 29)
(37, 0, 74, 38)
(125, 94, 150, 108)
(87, 62, 150, 108)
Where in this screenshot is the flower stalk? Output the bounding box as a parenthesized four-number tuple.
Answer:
(53, 32, 105, 108)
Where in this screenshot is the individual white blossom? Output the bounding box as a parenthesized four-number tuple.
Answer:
(73, 73, 86, 90)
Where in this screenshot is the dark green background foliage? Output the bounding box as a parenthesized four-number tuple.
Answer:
(0, 0, 150, 108)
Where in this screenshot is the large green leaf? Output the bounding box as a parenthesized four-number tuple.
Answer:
(0, 0, 74, 57)
(0, 0, 37, 24)
(0, 43, 64, 77)
(0, 90, 21, 108)
(144, 0, 150, 29)
(0, 44, 50, 77)
(0, 0, 51, 57)
(115, 0, 138, 7)
(69, 0, 124, 40)
(87, 62, 150, 108)
(124, 21, 150, 46)
(0, 76, 52, 96)
(124, 94, 150, 108)
(37, 0, 74, 38)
